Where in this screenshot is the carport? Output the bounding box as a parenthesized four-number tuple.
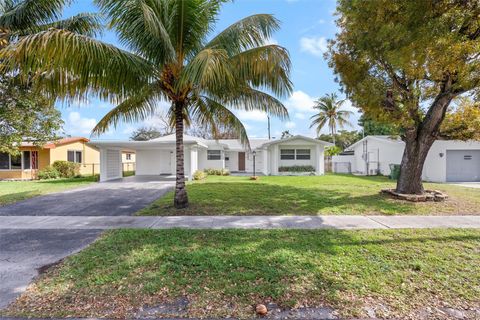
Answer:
(89, 138, 207, 182)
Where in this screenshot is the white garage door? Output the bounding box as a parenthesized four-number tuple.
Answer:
(446, 150, 480, 182)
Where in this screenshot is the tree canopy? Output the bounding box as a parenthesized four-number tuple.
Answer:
(328, 0, 480, 194)
(441, 98, 480, 141)
(0, 76, 63, 154)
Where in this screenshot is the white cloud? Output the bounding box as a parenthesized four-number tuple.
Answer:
(318, 19, 326, 24)
(300, 36, 328, 57)
(284, 90, 316, 112)
(236, 110, 268, 122)
(65, 111, 97, 135)
(285, 121, 296, 129)
(294, 113, 306, 119)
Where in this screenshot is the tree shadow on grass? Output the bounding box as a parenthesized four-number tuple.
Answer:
(145, 181, 414, 215)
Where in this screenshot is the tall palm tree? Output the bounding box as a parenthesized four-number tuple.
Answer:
(310, 93, 353, 145)
(4, 0, 292, 209)
(0, 0, 101, 49)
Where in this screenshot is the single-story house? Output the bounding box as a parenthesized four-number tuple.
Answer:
(332, 135, 480, 182)
(89, 134, 332, 182)
(0, 137, 100, 180)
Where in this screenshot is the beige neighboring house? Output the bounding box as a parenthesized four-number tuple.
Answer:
(122, 150, 136, 172)
(0, 137, 100, 180)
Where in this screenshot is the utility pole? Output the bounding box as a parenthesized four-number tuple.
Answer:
(267, 115, 271, 140)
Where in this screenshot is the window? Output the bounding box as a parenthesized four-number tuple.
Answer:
(280, 149, 311, 160)
(10, 154, 21, 169)
(67, 150, 83, 163)
(296, 149, 311, 160)
(464, 155, 472, 160)
(23, 151, 31, 169)
(0, 152, 9, 169)
(126, 153, 132, 160)
(280, 149, 295, 160)
(207, 150, 221, 160)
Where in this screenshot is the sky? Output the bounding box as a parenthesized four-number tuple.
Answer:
(59, 0, 362, 140)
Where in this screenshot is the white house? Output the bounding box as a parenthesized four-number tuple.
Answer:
(90, 134, 332, 182)
(332, 135, 480, 182)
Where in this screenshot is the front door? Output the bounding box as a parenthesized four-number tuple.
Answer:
(238, 152, 246, 171)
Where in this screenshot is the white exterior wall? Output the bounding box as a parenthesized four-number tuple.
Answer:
(352, 139, 404, 175)
(225, 151, 238, 171)
(136, 149, 172, 175)
(245, 150, 264, 173)
(198, 148, 225, 171)
(423, 140, 480, 182)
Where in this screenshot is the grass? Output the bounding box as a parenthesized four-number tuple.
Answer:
(4, 229, 479, 319)
(0, 176, 96, 206)
(138, 174, 480, 216)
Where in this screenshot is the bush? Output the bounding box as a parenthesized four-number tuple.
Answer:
(193, 170, 207, 180)
(38, 166, 60, 180)
(204, 168, 230, 176)
(278, 165, 315, 172)
(52, 161, 80, 178)
(389, 164, 401, 180)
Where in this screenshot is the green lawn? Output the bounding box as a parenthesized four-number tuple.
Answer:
(4, 229, 479, 319)
(138, 174, 480, 216)
(0, 177, 97, 206)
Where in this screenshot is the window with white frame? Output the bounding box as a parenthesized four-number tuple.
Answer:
(280, 149, 295, 160)
(207, 150, 222, 160)
(280, 148, 311, 160)
(126, 153, 132, 160)
(67, 150, 83, 163)
(296, 149, 311, 160)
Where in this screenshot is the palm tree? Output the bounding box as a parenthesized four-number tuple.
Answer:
(4, 0, 292, 209)
(310, 93, 353, 145)
(0, 0, 100, 50)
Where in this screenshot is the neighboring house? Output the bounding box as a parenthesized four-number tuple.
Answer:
(90, 134, 332, 182)
(121, 150, 136, 173)
(0, 137, 99, 180)
(332, 135, 480, 182)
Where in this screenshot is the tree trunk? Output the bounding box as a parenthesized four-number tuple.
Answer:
(395, 92, 454, 194)
(173, 101, 188, 209)
(395, 135, 435, 194)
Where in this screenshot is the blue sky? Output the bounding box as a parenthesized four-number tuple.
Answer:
(59, 0, 361, 140)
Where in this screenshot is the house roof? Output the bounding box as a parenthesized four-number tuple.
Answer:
(20, 137, 90, 149)
(261, 135, 334, 147)
(346, 135, 403, 151)
(90, 134, 333, 151)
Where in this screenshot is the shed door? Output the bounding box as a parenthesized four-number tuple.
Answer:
(446, 150, 480, 182)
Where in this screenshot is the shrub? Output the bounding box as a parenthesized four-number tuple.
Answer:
(52, 160, 80, 178)
(278, 165, 315, 172)
(204, 168, 230, 176)
(193, 170, 207, 180)
(38, 166, 60, 180)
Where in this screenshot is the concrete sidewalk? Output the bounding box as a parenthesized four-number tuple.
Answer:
(1, 215, 479, 230)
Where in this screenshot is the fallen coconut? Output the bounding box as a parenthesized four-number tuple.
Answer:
(256, 304, 268, 316)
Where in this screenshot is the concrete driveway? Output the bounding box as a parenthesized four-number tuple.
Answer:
(0, 176, 174, 216)
(449, 182, 480, 189)
(0, 229, 101, 309)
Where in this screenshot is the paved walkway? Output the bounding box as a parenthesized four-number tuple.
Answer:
(0, 176, 174, 216)
(1, 215, 479, 230)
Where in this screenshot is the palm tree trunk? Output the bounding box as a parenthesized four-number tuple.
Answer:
(174, 101, 189, 209)
(331, 125, 336, 145)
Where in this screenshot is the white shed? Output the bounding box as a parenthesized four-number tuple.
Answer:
(332, 135, 480, 182)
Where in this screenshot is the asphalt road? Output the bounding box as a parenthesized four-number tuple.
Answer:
(0, 229, 101, 309)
